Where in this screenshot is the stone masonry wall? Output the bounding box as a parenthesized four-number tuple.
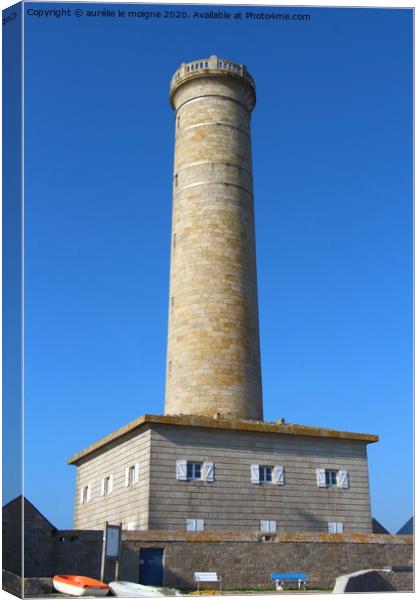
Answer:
(165, 61, 263, 421)
(119, 531, 413, 591)
(148, 424, 373, 533)
(6, 518, 413, 592)
(73, 426, 151, 530)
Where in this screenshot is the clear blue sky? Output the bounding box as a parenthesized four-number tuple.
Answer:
(18, 2, 413, 533)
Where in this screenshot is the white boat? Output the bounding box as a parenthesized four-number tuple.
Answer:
(53, 575, 110, 597)
(109, 581, 182, 597)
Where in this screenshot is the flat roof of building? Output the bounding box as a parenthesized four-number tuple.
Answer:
(68, 414, 378, 465)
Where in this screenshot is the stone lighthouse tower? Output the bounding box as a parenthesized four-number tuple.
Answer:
(165, 55, 263, 421)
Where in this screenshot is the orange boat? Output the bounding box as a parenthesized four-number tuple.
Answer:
(53, 575, 109, 597)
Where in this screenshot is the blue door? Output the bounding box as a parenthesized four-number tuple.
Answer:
(139, 548, 164, 586)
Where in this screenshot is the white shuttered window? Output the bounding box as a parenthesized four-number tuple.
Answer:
(260, 520, 276, 533)
(186, 519, 204, 531)
(252, 464, 285, 485)
(176, 460, 215, 482)
(328, 522, 343, 533)
(317, 469, 349, 488)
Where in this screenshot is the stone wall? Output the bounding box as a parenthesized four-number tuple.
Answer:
(74, 426, 151, 530)
(70, 421, 375, 533)
(3, 509, 414, 593)
(119, 531, 413, 591)
(148, 424, 373, 533)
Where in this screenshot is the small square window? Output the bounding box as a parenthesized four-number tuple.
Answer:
(328, 522, 343, 533)
(187, 462, 202, 480)
(325, 470, 338, 487)
(259, 465, 273, 483)
(260, 520, 276, 533)
(186, 518, 204, 531)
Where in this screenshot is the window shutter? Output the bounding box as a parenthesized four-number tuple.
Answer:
(109, 474, 113, 493)
(260, 520, 269, 533)
(100, 478, 105, 496)
(251, 464, 260, 484)
(80, 487, 84, 504)
(176, 460, 187, 480)
(134, 463, 140, 484)
(124, 467, 130, 487)
(186, 519, 195, 531)
(338, 470, 349, 488)
(196, 519, 204, 531)
(316, 468, 326, 487)
(273, 465, 285, 485)
(86, 484, 91, 502)
(269, 520, 277, 533)
(203, 461, 214, 482)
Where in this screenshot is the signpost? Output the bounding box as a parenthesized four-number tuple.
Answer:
(100, 522, 122, 582)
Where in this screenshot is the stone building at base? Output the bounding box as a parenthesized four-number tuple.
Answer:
(69, 414, 377, 534)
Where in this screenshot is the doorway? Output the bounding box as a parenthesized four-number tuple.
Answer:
(139, 548, 164, 586)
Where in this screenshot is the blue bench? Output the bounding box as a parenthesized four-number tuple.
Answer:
(271, 573, 309, 590)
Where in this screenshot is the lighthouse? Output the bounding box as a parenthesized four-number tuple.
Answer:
(69, 57, 377, 541)
(165, 55, 263, 421)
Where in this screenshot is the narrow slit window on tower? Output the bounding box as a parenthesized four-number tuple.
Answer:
(177, 116, 180, 129)
(171, 296, 175, 310)
(174, 174, 178, 187)
(173, 233, 176, 249)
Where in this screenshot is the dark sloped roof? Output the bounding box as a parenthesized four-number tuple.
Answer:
(396, 516, 413, 535)
(372, 518, 390, 534)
